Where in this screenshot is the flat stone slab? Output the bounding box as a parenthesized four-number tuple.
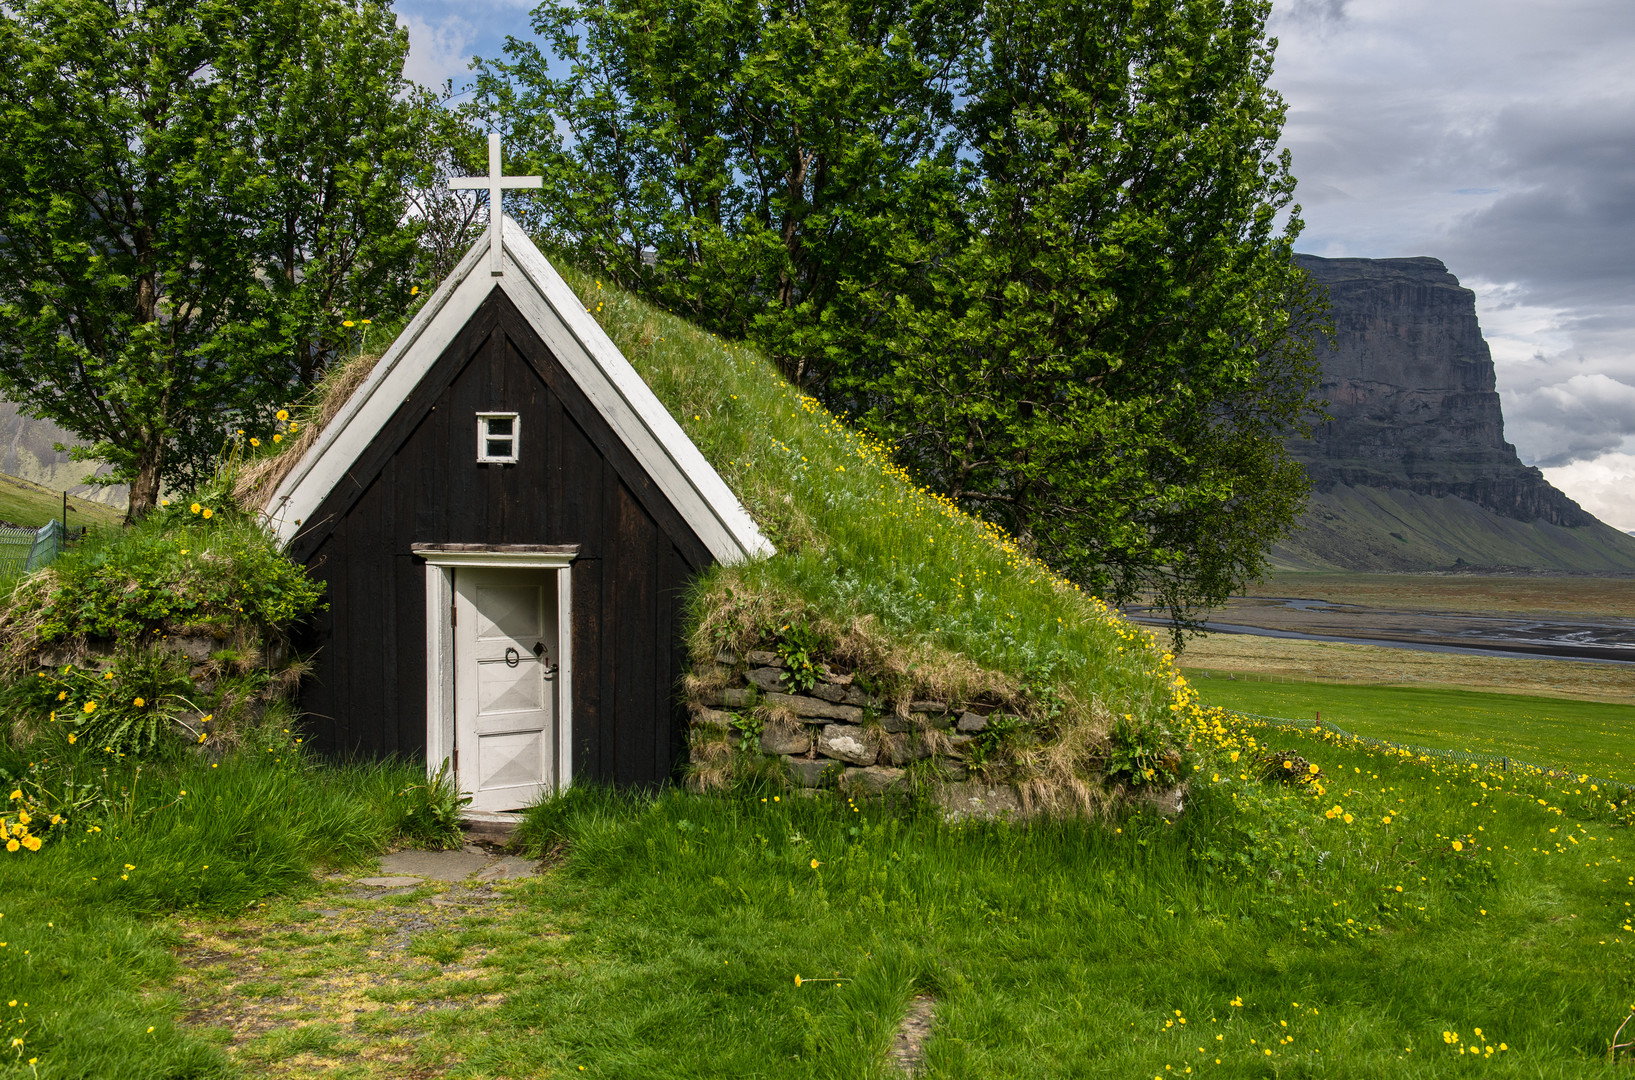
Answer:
(474, 856, 538, 882)
(379, 849, 491, 881)
(353, 875, 425, 888)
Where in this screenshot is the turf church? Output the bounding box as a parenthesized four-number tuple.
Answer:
(261, 136, 772, 810)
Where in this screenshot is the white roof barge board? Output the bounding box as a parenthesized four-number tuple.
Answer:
(263, 217, 773, 566)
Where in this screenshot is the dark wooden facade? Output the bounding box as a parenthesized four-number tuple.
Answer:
(291, 289, 712, 787)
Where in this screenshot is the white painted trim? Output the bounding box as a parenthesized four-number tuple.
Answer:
(263, 218, 774, 566)
(424, 563, 455, 781)
(419, 546, 575, 794)
(476, 412, 520, 464)
(415, 550, 576, 570)
(555, 560, 573, 790)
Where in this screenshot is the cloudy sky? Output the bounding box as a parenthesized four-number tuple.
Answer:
(396, 0, 1635, 530)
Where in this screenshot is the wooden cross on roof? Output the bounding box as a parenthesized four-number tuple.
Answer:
(450, 133, 542, 276)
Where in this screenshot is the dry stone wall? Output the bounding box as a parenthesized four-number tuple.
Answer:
(690, 648, 1010, 798)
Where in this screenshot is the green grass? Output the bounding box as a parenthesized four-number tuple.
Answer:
(0, 472, 123, 531)
(1188, 677, 1635, 784)
(429, 726, 1635, 1079)
(0, 734, 456, 1079)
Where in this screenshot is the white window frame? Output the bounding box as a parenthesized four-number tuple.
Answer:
(476, 411, 520, 463)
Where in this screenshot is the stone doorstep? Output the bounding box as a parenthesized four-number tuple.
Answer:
(461, 810, 525, 844)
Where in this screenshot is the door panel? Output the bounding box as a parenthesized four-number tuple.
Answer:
(454, 567, 558, 811)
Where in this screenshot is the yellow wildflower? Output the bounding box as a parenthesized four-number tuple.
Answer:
(82, 701, 96, 714)
(276, 409, 289, 421)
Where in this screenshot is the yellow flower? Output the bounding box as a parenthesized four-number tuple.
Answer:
(361, 319, 371, 325)
(190, 502, 201, 514)
(103, 670, 114, 680)
(810, 858, 821, 870)
(794, 974, 803, 987)
(276, 409, 289, 421)
(288, 422, 299, 433)
(133, 697, 145, 707)
(249, 438, 260, 447)
(202, 508, 213, 519)
(56, 691, 66, 701)
(1452, 840, 1464, 852)
(66, 734, 76, 744)
(343, 320, 355, 328)
(83, 701, 96, 714)
(411, 285, 420, 296)
(273, 434, 283, 443)
(4, 840, 16, 853)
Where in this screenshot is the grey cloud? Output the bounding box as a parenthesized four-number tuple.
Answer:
(1502, 373, 1635, 467)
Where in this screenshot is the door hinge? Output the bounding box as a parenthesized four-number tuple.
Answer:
(451, 602, 457, 626)
(452, 748, 459, 771)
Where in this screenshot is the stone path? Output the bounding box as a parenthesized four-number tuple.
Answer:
(169, 843, 556, 1078)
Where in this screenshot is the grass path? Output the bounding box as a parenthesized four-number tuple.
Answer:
(168, 872, 552, 1078)
(1191, 679, 1635, 783)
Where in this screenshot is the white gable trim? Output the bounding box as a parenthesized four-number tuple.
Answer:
(263, 219, 773, 565)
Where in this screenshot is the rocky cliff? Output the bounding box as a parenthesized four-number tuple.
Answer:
(1273, 255, 1635, 573)
(1292, 255, 1591, 527)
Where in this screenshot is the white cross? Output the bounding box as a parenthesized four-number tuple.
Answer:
(450, 133, 542, 275)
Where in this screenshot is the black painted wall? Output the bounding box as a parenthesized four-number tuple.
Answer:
(290, 289, 711, 787)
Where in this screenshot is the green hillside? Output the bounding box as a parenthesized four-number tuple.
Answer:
(1270, 484, 1635, 573)
(0, 470, 124, 530)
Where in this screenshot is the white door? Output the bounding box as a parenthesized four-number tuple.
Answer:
(453, 567, 558, 811)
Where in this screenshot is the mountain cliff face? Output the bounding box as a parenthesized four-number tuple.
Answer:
(1291, 254, 1592, 527)
(1273, 254, 1635, 573)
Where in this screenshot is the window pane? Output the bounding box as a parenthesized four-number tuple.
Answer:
(486, 439, 513, 459)
(486, 417, 513, 437)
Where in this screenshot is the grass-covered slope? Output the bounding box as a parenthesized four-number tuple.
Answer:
(564, 270, 1189, 796)
(0, 470, 123, 530)
(1270, 484, 1635, 573)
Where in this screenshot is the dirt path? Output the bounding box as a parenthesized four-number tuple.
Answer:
(168, 845, 558, 1078)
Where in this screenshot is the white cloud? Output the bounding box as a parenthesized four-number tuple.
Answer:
(398, 11, 479, 93)
(1541, 450, 1635, 534)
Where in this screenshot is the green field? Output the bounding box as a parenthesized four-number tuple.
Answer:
(1191, 676, 1635, 784)
(0, 471, 123, 530)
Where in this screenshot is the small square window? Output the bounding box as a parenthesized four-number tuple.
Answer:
(477, 412, 519, 463)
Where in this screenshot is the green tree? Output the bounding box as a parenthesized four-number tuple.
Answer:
(475, 0, 976, 383)
(0, 0, 467, 518)
(852, 0, 1325, 632)
(481, 0, 1324, 632)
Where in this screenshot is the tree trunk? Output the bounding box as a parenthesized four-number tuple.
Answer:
(125, 437, 165, 524)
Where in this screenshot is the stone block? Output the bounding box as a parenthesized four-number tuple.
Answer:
(808, 681, 849, 703)
(746, 650, 783, 667)
(957, 711, 989, 733)
(760, 726, 812, 756)
(820, 670, 854, 686)
(746, 666, 787, 693)
(818, 724, 876, 765)
(887, 734, 935, 766)
(842, 765, 904, 796)
(910, 700, 948, 714)
(784, 756, 836, 788)
(762, 692, 863, 723)
(714, 650, 739, 665)
(881, 713, 913, 733)
(935, 781, 1024, 821)
(165, 636, 220, 662)
(691, 708, 732, 730)
(700, 687, 754, 708)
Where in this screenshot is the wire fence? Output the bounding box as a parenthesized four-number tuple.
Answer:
(1231, 709, 1635, 796)
(0, 518, 68, 579)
